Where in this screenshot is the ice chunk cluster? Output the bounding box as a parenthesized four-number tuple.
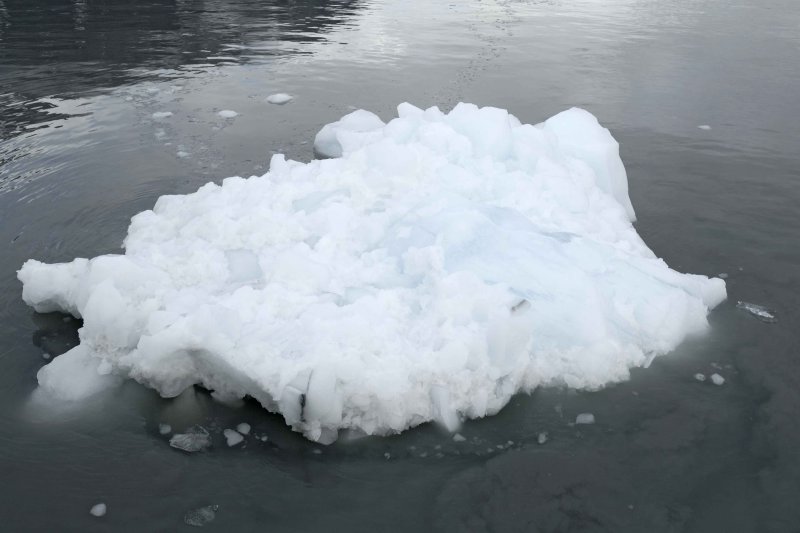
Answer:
(19, 103, 726, 443)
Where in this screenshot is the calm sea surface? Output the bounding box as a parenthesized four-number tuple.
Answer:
(1, 0, 799, 531)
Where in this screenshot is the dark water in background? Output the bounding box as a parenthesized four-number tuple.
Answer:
(1, 0, 799, 530)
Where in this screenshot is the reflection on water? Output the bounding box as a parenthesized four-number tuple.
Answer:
(1, 0, 800, 530)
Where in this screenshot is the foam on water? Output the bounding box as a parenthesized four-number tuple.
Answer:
(18, 103, 726, 442)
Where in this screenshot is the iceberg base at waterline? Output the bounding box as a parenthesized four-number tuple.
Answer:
(18, 102, 726, 443)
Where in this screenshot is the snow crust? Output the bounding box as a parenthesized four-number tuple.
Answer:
(18, 102, 726, 443)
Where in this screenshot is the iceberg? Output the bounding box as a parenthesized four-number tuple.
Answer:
(18, 103, 726, 443)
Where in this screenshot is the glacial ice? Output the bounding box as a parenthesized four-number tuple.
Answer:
(266, 93, 293, 105)
(169, 426, 211, 452)
(736, 301, 777, 323)
(236, 422, 251, 435)
(575, 413, 596, 425)
(184, 505, 218, 527)
(710, 373, 725, 386)
(223, 428, 244, 446)
(217, 110, 238, 118)
(89, 503, 107, 517)
(18, 103, 726, 443)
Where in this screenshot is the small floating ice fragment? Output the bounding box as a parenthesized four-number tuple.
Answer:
(184, 505, 218, 527)
(698, 125, 712, 130)
(710, 373, 725, 386)
(169, 426, 211, 452)
(90, 503, 107, 517)
(223, 428, 244, 446)
(236, 423, 251, 435)
(176, 151, 190, 159)
(217, 110, 238, 118)
(452, 433, 466, 442)
(42, 352, 50, 360)
(575, 413, 595, 425)
(694, 373, 706, 382)
(537, 431, 548, 444)
(159, 423, 172, 435)
(718, 273, 728, 279)
(266, 93, 293, 105)
(736, 301, 777, 323)
(152, 111, 173, 119)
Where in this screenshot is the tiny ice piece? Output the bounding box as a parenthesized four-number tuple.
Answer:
(694, 373, 706, 382)
(575, 413, 595, 425)
(266, 93, 293, 105)
(184, 505, 218, 527)
(537, 431, 548, 444)
(159, 423, 172, 435)
(710, 373, 725, 386)
(223, 429, 244, 446)
(736, 301, 777, 323)
(236, 423, 251, 435)
(698, 125, 711, 130)
(90, 503, 107, 517)
(452, 433, 466, 442)
(152, 111, 173, 119)
(169, 426, 211, 452)
(217, 110, 238, 118)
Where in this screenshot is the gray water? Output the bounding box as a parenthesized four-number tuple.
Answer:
(1, 1, 799, 531)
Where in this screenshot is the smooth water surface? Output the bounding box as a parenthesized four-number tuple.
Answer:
(1, 0, 799, 531)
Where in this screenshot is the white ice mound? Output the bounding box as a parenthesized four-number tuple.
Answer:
(19, 103, 726, 443)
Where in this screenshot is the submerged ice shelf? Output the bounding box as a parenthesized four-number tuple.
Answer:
(19, 103, 726, 443)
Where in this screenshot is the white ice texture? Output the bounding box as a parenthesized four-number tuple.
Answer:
(19, 103, 726, 443)
(266, 93, 293, 105)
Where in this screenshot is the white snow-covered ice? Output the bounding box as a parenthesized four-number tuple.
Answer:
(575, 413, 596, 425)
(217, 110, 238, 118)
(710, 373, 725, 386)
(236, 422, 251, 435)
(18, 102, 726, 443)
(266, 93, 293, 105)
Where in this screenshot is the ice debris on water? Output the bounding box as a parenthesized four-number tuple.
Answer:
(710, 373, 725, 386)
(736, 301, 777, 323)
(236, 423, 251, 435)
(89, 503, 107, 517)
(152, 111, 173, 119)
(19, 103, 727, 443)
(452, 433, 466, 442)
(169, 426, 211, 452)
(266, 93, 293, 105)
(184, 505, 218, 527)
(537, 431, 548, 444)
(694, 373, 706, 382)
(575, 413, 595, 425)
(223, 429, 244, 446)
(217, 109, 238, 118)
(158, 423, 172, 435)
(698, 125, 712, 130)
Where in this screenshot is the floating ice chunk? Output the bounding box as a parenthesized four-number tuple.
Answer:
(90, 503, 107, 517)
(453, 433, 466, 442)
(266, 93, 293, 105)
(698, 125, 712, 130)
(184, 505, 218, 527)
(313, 109, 385, 158)
(152, 111, 173, 119)
(575, 413, 595, 425)
(223, 429, 244, 446)
(169, 426, 211, 452)
(694, 373, 706, 382)
(718, 273, 728, 279)
(217, 110, 238, 118)
(710, 373, 725, 386)
(177, 151, 190, 159)
(42, 352, 50, 360)
(159, 423, 172, 435)
(19, 102, 726, 443)
(236, 422, 251, 435)
(537, 431, 548, 444)
(736, 301, 777, 323)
